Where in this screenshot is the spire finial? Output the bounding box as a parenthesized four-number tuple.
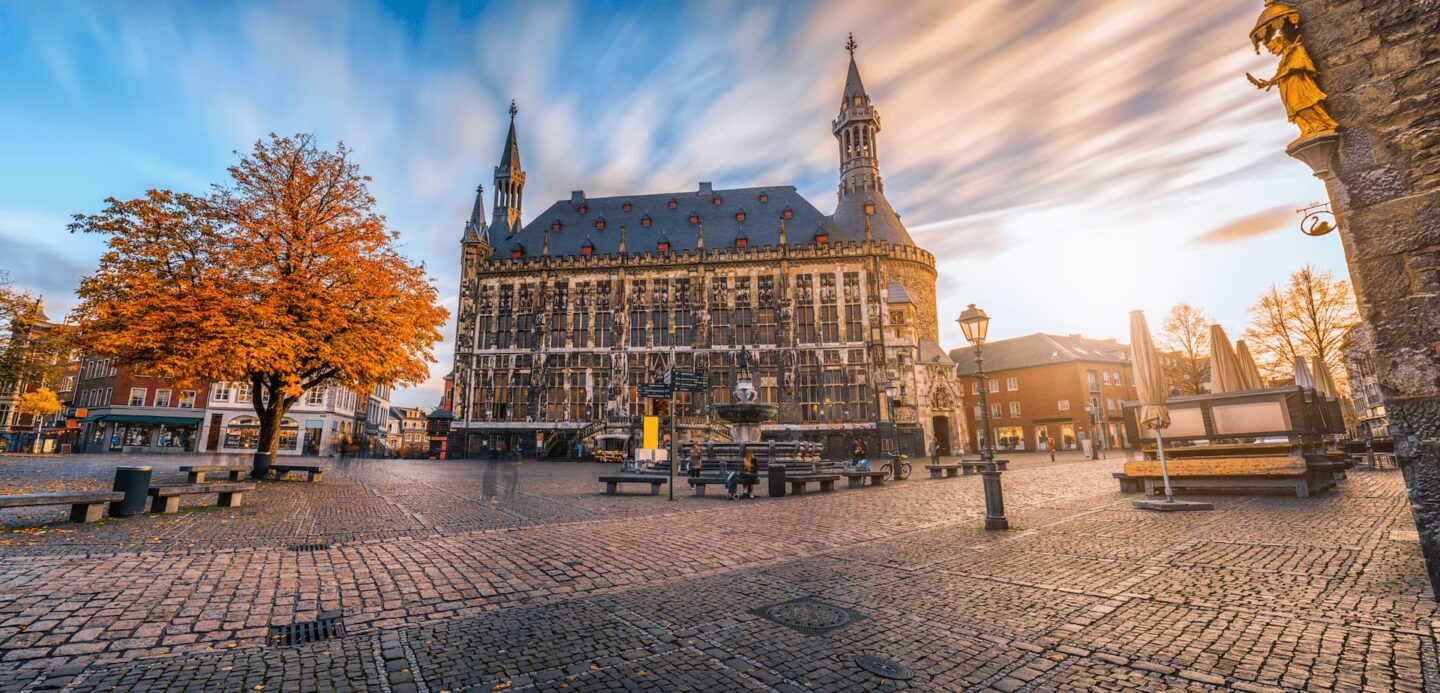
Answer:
(508, 99, 518, 120)
(846, 33, 857, 56)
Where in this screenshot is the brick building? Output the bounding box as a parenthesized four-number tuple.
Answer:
(950, 334, 1136, 454)
(446, 41, 964, 460)
(200, 380, 364, 457)
(73, 357, 207, 453)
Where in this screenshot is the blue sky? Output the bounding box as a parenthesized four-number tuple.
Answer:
(0, 0, 1349, 407)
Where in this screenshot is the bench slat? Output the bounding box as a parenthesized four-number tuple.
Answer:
(151, 483, 256, 497)
(0, 491, 124, 508)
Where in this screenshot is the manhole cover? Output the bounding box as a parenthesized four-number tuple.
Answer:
(288, 541, 330, 552)
(751, 598, 863, 636)
(855, 655, 915, 680)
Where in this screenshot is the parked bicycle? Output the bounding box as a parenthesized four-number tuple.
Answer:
(878, 451, 911, 480)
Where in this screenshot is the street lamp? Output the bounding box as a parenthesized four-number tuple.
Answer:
(885, 379, 901, 480)
(957, 303, 1009, 530)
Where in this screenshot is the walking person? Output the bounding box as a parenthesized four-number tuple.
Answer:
(1047, 436, 1056, 463)
(931, 440, 942, 466)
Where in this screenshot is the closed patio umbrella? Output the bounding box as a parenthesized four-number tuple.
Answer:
(1310, 356, 1339, 397)
(1294, 357, 1316, 390)
(1129, 310, 1175, 502)
(1235, 340, 1265, 390)
(1209, 325, 1247, 394)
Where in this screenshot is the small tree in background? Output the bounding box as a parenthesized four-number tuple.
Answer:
(1244, 264, 1359, 385)
(70, 134, 449, 477)
(1158, 302, 1210, 395)
(16, 387, 62, 424)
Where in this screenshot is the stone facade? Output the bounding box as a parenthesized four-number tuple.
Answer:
(447, 48, 964, 461)
(1291, 0, 1440, 596)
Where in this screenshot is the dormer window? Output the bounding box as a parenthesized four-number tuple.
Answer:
(814, 233, 829, 244)
(641, 216, 651, 227)
(511, 246, 525, 259)
(577, 205, 587, 215)
(658, 240, 670, 252)
(550, 221, 561, 232)
(735, 237, 748, 250)
(581, 242, 594, 256)
(782, 208, 794, 219)
(595, 219, 606, 230)
(853, 96, 862, 106)
(758, 193, 769, 203)
(711, 196, 722, 206)
(667, 198, 678, 209)
(622, 201, 632, 212)
(735, 211, 746, 222)
(689, 214, 699, 224)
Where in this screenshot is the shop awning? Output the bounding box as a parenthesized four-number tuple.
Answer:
(83, 414, 203, 425)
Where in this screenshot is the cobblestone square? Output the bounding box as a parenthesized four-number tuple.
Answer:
(0, 452, 1433, 691)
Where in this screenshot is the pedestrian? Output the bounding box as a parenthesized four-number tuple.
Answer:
(741, 450, 758, 498)
(852, 436, 867, 467)
(689, 440, 703, 479)
(1047, 436, 1056, 462)
(931, 440, 942, 466)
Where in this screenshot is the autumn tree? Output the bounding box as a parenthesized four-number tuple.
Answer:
(0, 275, 68, 396)
(1243, 264, 1359, 385)
(70, 134, 448, 477)
(1157, 302, 1210, 395)
(15, 387, 62, 422)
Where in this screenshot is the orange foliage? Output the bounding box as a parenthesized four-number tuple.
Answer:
(69, 134, 448, 458)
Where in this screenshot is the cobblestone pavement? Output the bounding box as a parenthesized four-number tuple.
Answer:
(0, 452, 1432, 691)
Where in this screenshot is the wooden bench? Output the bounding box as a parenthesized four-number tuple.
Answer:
(268, 464, 324, 482)
(1123, 457, 1331, 498)
(960, 459, 1009, 474)
(842, 470, 887, 488)
(686, 476, 728, 497)
(148, 482, 256, 514)
(179, 465, 247, 483)
(0, 491, 125, 523)
(926, 464, 962, 479)
(599, 474, 667, 496)
(1113, 472, 1141, 493)
(787, 474, 839, 494)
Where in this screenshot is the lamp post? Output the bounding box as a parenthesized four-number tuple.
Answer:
(885, 379, 901, 480)
(958, 303, 1008, 530)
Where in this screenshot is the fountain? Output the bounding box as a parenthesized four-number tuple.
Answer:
(714, 374, 778, 444)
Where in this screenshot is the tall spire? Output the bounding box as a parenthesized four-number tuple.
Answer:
(492, 99, 527, 235)
(832, 35, 882, 201)
(462, 184, 488, 245)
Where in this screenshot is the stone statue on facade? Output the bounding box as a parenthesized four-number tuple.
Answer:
(1246, 1, 1338, 144)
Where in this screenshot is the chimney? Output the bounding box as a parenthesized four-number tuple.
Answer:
(698, 181, 714, 195)
(570, 190, 586, 205)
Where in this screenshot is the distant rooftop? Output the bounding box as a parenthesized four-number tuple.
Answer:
(950, 333, 1130, 375)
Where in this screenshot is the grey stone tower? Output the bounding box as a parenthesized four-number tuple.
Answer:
(833, 33, 882, 201)
(492, 100, 525, 237)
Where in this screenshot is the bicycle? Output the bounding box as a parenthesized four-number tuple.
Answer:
(879, 451, 911, 480)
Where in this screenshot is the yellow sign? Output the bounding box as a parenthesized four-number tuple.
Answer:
(642, 416, 659, 449)
(74, 408, 88, 419)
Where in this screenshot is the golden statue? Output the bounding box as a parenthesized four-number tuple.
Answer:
(1246, 1, 1338, 143)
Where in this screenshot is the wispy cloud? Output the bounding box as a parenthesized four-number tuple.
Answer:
(1190, 206, 1295, 245)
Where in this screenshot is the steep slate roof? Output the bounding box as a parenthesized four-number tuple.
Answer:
(918, 339, 954, 365)
(493, 184, 849, 259)
(885, 281, 912, 304)
(951, 333, 1131, 376)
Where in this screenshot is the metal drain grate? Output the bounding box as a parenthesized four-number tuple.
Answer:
(269, 613, 345, 647)
(288, 541, 330, 552)
(855, 655, 915, 680)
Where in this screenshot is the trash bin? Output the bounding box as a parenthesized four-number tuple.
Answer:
(768, 463, 787, 498)
(111, 466, 153, 517)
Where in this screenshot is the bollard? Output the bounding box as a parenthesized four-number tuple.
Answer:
(110, 466, 153, 517)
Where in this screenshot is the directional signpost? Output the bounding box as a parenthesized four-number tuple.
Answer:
(641, 369, 707, 501)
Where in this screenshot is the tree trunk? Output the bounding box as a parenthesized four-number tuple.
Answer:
(250, 378, 290, 479)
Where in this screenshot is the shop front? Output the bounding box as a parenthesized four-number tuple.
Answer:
(82, 413, 204, 454)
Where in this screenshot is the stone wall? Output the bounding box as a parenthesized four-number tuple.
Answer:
(1298, 0, 1440, 597)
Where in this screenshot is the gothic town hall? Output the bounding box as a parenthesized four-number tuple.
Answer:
(446, 45, 963, 462)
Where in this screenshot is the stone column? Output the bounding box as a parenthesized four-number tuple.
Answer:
(1298, 0, 1440, 599)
